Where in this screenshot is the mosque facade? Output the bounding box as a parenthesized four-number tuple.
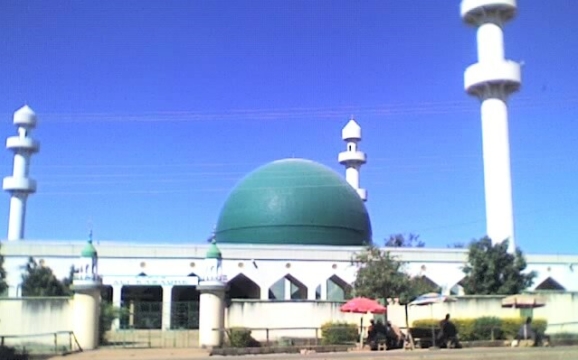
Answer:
(2, 111, 577, 334)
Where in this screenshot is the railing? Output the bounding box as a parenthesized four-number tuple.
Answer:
(0, 331, 82, 355)
(213, 327, 323, 347)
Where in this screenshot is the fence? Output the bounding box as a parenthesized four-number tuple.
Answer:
(116, 301, 199, 330)
(0, 331, 81, 355)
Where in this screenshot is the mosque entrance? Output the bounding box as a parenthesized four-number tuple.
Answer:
(120, 286, 163, 329)
(170, 286, 200, 329)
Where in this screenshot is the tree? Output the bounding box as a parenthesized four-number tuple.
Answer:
(461, 237, 537, 295)
(21, 257, 71, 297)
(352, 245, 411, 301)
(352, 245, 437, 303)
(385, 233, 425, 248)
(0, 243, 8, 295)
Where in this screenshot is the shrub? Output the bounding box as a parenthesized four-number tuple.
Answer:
(472, 317, 503, 340)
(99, 302, 125, 344)
(0, 346, 28, 360)
(320, 321, 358, 345)
(227, 327, 258, 348)
(412, 317, 548, 341)
(501, 317, 547, 339)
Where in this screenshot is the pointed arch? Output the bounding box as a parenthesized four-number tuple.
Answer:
(535, 276, 565, 291)
(228, 273, 261, 299)
(268, 274, 307, 300)
(316, 275, 352, 301)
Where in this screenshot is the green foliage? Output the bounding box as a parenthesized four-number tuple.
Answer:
(412, 317, 548, 341)
(320, 322, 358, 345)
(462, 237, 537, 295)
(99, 301, 127, 344)
(352, 245, 410, 301)
(385, 233, 424, 247)
(472, 317, 503, 340)
(0, 243, 7, 295)
(21, 257, 71, 297)
(352, 244, 437, 304)
(0, 345, 28, 360)
(226, 327, 258, 348)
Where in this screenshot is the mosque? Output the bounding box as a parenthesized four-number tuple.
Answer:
(1, 0, 578, 346)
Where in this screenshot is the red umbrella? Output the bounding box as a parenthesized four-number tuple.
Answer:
(341, 297, 387, 314)
(340, 297, 386, 347)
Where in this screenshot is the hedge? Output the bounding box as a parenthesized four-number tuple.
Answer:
(226, 327, 259, 348)
(412, 317, 547, 341)
(320, 321, 359, 345)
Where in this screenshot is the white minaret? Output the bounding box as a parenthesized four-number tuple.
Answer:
(462, 0, 521, 253)
(338, 117, 367, 201)
(3, 105, 40, 241)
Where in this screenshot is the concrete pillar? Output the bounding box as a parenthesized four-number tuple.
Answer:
(162, 285, 173, 330)
(112, 285, 122, 330)
(198, 282, 226, 348)
(72, 288, 100, 350)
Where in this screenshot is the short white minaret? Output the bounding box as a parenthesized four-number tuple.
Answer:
(71, 231, 102, 350)
(198, 239, 227, 348)
(338, 117, 367, 201)
(3, 105, 40, 241)
(462, 0, 521, 253)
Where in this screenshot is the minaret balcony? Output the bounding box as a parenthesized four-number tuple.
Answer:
(6, 136, 40, 152)
(338, 151, 366, 164)
(2, 177, 37, 193)
(464, 60, 521, 96)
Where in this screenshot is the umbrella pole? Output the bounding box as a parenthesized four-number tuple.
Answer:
(430, 304, 436, 347)
(359, 317, 364, 348)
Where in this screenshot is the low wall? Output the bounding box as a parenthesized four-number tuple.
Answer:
(225, 292, 578, 341)
(0, 297, 72, 349)
(225, 300, 372, 341)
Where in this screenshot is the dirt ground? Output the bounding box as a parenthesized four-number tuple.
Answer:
(46, 345, 577, 360)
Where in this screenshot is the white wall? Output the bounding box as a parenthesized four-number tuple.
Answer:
(0, 297, 72, 349)
(225, 300, 372, 341)
(224, 293, 578, 341)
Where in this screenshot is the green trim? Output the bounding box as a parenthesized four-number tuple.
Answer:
(81, 240, 97, 258)
(206, 239, 222, 259)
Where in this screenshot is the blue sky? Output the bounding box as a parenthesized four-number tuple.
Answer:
(0, 1, 577, 254)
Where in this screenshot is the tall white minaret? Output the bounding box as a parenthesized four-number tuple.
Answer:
(462, 0, 521, 253)
(338, 117, 367, 201)
(3, 105, 40, 241)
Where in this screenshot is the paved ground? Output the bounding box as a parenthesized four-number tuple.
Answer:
(47, 346, 577, 360)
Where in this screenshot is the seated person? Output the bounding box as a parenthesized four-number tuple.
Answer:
(367, 319, 377, 342)
(516, 317, 550, 346)
(438, 314, 460, 348)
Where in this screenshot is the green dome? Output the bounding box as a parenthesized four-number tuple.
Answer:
(81, 240, 97, 258)
(215, 158, 372, 246)
(206, 239, 222, 259)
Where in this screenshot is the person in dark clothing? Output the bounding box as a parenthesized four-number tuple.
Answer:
(438, 314, 460, 348)
(517, 317, 537, 343)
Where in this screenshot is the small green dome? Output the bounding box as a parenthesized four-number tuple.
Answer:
(206, 239, 222, 259)
(81, 240, 97, 258)
(215, 158, 372, 246)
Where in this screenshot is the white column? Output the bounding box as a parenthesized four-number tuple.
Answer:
(112, 285, 122, 330)
(198, 283, 226, 348)
(480, 97, 515, 252)
(162, 285, 173, 330)
(477, 22, 505, 63)
(7, 194, 26, 240)
(284, 278, 291, 300)
(260, 286, 269, 300)
(72, 288, 100, 350)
